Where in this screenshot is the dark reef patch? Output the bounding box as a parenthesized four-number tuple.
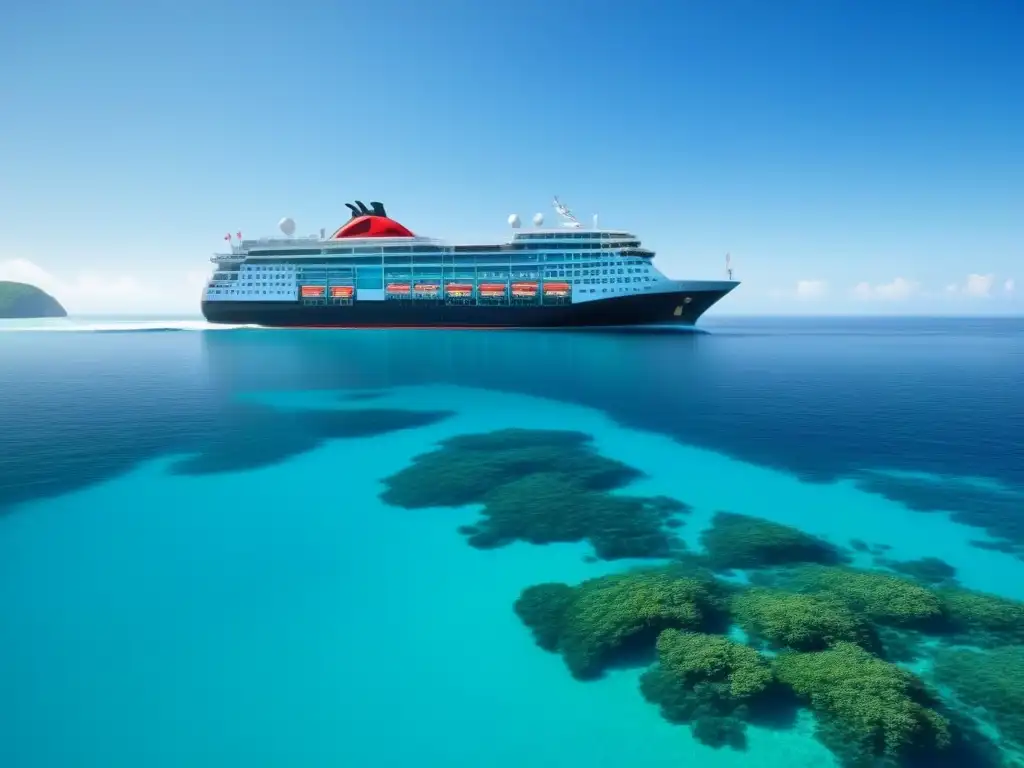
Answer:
(878, 556, 959, 587)
(0, 375, 453, 510)
(339, 390, 387, 402)
(699, 511, 849, 572)
(969, 537, 1024, 558)
(853, 470, 1024, 555)
(932, 645, 1024, 758)
(172, 406, 454, 475)
(380, 429, 690, 559)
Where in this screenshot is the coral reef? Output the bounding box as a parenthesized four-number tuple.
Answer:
(639, 629, 773, 749)
(699, 511, 848, 571)
(731, 588, 878, 652)
(774, 642, 951, 767)
(381, 429, 635, 508)
(766, 564, 944, 628)
(381, 429, 690, 559)
(511, 545, 1024, 763)
(655, 629, 773, 700)
(513, 566, 728, 680)
(932, 645, 1024, 755)
(934, 586, 1024, 646)
(460, 473, 685, 558)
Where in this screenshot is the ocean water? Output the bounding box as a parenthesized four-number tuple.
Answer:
(1, 315, 1023, 768)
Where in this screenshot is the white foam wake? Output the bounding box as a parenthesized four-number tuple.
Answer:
(0, 318, 258, 333)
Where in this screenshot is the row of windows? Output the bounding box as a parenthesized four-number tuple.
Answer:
(248, 240, 640, 257)
(513, 231, 632, 240)
(244, 247, 647, 262)
(224, 262, 656, 290)
(242, 258, 651, 274)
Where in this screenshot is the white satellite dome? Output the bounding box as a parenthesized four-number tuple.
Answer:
(278, 217, 296, 236)
(507, 214, 521, 228)
(532, 212, 544, 227)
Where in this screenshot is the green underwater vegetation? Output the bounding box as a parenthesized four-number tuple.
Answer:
(774, 642, 950, 767)
(513, 564, 730, 680)
(932, 645, 1024, 756)
(382, 428, 1024, 766)
(731, 588, 880, 652)
(379, 428, 691, 559)
(699, 510, 849, 571)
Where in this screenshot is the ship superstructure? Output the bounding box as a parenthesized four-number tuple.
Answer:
(201, 199, 739, 328)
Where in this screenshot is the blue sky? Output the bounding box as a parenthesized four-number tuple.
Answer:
(0, 0, 1020, 314)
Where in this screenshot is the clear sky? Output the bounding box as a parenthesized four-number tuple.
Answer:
(1, 0, 1020, 314)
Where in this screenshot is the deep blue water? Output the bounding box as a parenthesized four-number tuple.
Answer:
(1, 315, 1023, 767)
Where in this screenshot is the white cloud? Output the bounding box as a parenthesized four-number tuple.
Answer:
(1006, 278, 1015, 294)
(851, 277, 919, 301)
(963, 273, 995, 297)
(944, 273, 1006, 299)
(0, 258, 205, 314)
(795, 279, 829, 300)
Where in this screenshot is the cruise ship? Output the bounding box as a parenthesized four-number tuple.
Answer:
(200, 198, 739, 328)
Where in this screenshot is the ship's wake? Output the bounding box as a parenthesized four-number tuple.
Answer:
(0, 318, 259, 333)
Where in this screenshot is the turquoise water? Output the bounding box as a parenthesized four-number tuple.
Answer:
(1, 317, 1023, 767)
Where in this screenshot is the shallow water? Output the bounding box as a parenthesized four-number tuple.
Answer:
(1, 316, 1022, 767)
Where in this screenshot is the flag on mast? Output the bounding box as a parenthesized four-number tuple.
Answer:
(224, 233, 231, 241)
(237, 231, 242, 240)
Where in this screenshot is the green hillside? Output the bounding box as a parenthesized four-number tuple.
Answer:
(0, 281, 68, 319)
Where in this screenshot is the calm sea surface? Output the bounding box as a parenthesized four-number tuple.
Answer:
(1, 315, 1022, 767)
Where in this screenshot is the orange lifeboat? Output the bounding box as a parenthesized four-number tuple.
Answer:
(330, 285, 354, 298)
(386, 283, 411, 295)
(300, 285, 325, 298)
(511, 281, 538, 297)
(445, 282, 473, 296)
(414, 283, 440, 293)
(478, 283, 507, 297)
(543, 281, 571, 296)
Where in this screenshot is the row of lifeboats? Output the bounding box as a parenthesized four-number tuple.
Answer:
(301, 285, 354, 298)
(388, 281, 571, 297)
(299, 281, 573, 299)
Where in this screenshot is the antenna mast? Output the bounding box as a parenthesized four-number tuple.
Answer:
(726, 253, 733, 280)
(553, 196, 582, 228)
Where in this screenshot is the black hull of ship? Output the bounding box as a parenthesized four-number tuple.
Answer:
(201, 288, 731, 329)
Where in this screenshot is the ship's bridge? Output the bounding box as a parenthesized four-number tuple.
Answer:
(508, 229, 652, 258)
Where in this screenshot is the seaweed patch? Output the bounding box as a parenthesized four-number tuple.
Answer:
(380, 429, 691, 559)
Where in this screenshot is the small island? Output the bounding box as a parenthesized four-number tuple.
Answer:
(0, 281, 67, 319)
